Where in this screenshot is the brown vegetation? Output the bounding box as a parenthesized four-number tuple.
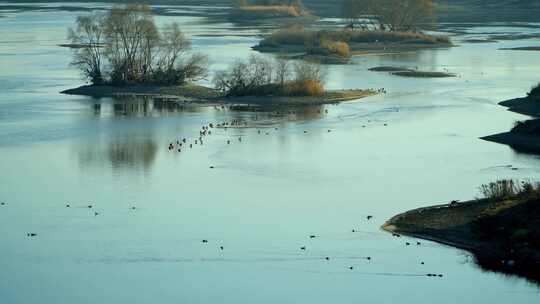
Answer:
(231, 0, 308, 18)
(213, 54, 326, 97)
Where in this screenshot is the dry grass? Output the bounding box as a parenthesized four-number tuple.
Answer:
(316, 39, 350, 57)
(282, 79, 325, 96)
(234, 5, 304, 17)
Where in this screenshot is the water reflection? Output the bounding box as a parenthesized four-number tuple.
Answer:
(78, 137, 158, 171)
(89, 96, 205, 118)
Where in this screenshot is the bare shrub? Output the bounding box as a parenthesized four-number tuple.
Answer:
(480, 180, 519, 200)
(480, 180, 540, 201)
(213, 55, 325, 97)
(341, 0, 436, 32)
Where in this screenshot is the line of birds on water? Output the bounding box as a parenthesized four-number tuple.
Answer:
(166, 108, 391, 159)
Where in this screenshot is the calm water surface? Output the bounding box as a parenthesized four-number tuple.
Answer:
(1, 3, 540, 304)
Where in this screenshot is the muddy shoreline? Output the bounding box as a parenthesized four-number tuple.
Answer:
(382, 199, 540, 284)
(61, 84, 377, 107)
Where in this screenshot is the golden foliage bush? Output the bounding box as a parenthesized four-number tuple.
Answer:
(318, 39, 350, 57)
(282, 80, 325, 96)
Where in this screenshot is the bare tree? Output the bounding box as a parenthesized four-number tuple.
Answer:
(156, 22, 191, 72)
(293, 60, 325, 83)
(103, 4, 159, 84)
(341, 0, 436, 32)
(274, 56, 291, 85)
(68, 13, 105, 84)
(69, 4, 206, 86)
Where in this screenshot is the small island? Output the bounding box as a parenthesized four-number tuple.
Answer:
(253, 0, 451, 63)
(61, 4, 376, 107)
(482, 83, 540, 153)
(228, 0, 316, 23)
(369, 66, 456, 78)
(382, 180, 540, 283)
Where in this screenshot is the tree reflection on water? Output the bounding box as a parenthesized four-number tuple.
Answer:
(78, 137, 158, 172)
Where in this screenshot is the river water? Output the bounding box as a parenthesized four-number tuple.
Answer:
(1, 3, 540, 304)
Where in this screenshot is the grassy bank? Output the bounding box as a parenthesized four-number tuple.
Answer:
(382, 180, 540, 284)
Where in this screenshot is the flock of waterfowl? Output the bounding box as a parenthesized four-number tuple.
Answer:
(1, 185, 443, 278)
(165, 105, 393, 162)
(1, 103, 443, 279)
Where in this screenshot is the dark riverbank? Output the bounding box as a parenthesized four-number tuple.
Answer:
(481, 96, 540, 153)
(61, 84, 377, 106)
(382, 195, 540, 284)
